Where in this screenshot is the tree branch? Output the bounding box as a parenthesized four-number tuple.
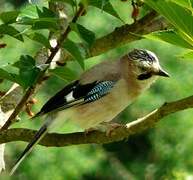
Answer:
(90, 11, 167, 56)
(1, 95, 193, 147)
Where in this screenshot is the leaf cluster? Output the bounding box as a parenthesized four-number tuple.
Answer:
(0, 0, 123, 89)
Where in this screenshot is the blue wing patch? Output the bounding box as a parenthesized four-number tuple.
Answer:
(84, 81, 116, 103)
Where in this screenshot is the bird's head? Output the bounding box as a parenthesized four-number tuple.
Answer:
(127, 49, 169, 81)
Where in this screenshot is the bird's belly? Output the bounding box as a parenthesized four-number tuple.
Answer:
(71, 80, 132, 129)
(72, 101, 128, 129)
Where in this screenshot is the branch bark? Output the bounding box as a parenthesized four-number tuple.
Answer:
(90, 11, 167, 56)
(1, 95, 193, 147)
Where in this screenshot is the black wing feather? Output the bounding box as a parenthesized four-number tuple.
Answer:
(39, 80, 78, 114)
(35, 80, 97, 116)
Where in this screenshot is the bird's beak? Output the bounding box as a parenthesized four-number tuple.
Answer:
(155, 68, 170, 77)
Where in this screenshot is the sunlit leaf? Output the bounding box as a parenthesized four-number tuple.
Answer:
(169, 0, 193, 10)
(50, 67, 78, 82)
(17, 17, 60, 30)
(146, 0, 193, 45)
(19, 4, 38, 19)
(144, 30, 193, 49)
(17, 17, 35, 25)
(17, 6, 59, 30)
(70, 23, 95, 47)
(63, 39, 85, 69)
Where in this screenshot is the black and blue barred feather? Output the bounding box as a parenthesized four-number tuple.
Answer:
(34, 80, 116, 117)
(84, 81, 115, 102)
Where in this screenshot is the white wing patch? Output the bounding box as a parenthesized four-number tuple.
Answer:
(65, 91, 75, 102)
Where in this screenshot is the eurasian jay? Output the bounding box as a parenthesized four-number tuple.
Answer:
(10, 48, 169, 175)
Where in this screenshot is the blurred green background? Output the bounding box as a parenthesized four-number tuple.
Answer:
(1, 0, 193, 179)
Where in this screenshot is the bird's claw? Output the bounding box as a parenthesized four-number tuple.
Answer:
(106, 123, 122, 137)
(84, 127, 96, 136)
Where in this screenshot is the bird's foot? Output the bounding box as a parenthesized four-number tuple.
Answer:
(105, 123, 123, 137)
(84, 127, 97, 136)
(84, 123, 123, 136)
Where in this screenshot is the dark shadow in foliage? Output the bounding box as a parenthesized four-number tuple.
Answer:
(7, 0, 27, 8)
(103, 132, 152, 162)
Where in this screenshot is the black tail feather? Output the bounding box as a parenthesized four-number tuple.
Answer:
(10, 124, 48, 175)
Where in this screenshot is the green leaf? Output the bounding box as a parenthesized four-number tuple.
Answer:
(49, 0, 76, 7)
(146, 0, 193, 45)
(169, 0, 193, 10)
(50, 67, 78, 82)
(14, 55, 40, 89)
(0, 11, 20, 24)
(144, 30, 193, 49)
(0, 68, 20, 84)
(35, 7, 58, 30)
(178, 50, 193, 60)
(17, 17, 35, 25)
(32, 18, 59, 30)
(17, 17, 60, 30)
(19, 4, 38, 19)
(70, 23, 95, 47)
(36, 6, 56, 18)
(63, 39, 85, 69)
(0, 24, 23, 41)
(27, 32, 51, 48)
(88, 0, 121, 20)
(17, 6, 59, 30)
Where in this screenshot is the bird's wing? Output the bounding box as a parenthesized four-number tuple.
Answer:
(34, 80, 117, 117)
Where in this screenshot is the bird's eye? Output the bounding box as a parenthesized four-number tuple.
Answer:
(140, 66, 146, 72)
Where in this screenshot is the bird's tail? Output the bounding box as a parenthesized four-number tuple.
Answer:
(10, 116, 53, 176)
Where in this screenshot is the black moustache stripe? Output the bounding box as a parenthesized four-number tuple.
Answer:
(137, 73, 152, 80)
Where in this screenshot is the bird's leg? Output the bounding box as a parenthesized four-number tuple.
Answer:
(100, 122, 123, 137)
(84, 127, 97, 136)
(83, 122, 120, 136)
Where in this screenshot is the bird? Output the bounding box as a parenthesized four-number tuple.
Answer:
(10, 48, 169, 175)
